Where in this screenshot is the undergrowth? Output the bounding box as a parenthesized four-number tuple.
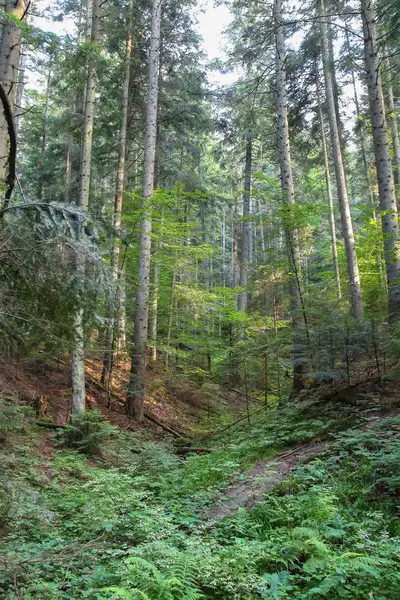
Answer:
(0, 396, 399, 599)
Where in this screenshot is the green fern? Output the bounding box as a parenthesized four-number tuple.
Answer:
(112, 556, 204, 600)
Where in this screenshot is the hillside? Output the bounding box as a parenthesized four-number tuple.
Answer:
(1, 359, 400, 599)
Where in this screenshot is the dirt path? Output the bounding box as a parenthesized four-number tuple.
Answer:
(205, 409, 400, 522)
(206, 442, 330, 521)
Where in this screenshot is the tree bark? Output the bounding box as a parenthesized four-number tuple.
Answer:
(274, 0, 309, 392)
(37, 63, 52, 200)
(71, 0, 101, 414)
(101, 0, 134, 385)
(165, 269, 176, 370)
(383, 53, 400, 196)
(361, 0, 400, 324)
(127, 0, 162, 421)
(238, 136, 252, 310)
(346, 30, 376, 215)
(0, 0, 27, 201)
(232, 175, 240, 287)
(319, 0, 363, 319)
(14, 40, 28, 138)
(316, 71, 341, 299)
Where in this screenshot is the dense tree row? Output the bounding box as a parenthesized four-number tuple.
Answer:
(0, 0, 399, 419)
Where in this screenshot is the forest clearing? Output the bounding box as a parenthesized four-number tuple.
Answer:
(1, 0, 400, 597)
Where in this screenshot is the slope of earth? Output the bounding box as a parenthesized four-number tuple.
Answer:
(0, 356, 228, 437)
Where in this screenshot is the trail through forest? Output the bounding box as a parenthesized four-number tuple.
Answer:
(206, 408, 399, 522)
(207, 442, 329, 521)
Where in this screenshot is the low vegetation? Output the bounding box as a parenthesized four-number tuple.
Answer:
(1, 394, 399, 599)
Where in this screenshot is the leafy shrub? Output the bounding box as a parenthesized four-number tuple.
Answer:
(56, 409, 118, 455)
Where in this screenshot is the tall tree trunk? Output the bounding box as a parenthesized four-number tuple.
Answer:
(383, 53, 400, 195)
(361, 0, 400, 323)
(101, 0, 134, 385)
(14, 42, 28, 138)
(346, 30, 376, 214)
(0, 0, 27, 198)
(316, 71, 341, 299)
(258, 198, 266, 254)
(327, 21, 346, 160)
(165, 269, 176, 370)
(65, 130, 73, 203)
(274, 0, 308, 392)
(37, 63, 52, 200)
(149, 256, 160, 361)
(232, 175, 240, 287)
(127, 0, 162, 421)
(71, 0, 100, 414)
(238, 136, 252, 310)
(319, 0, 363, 319)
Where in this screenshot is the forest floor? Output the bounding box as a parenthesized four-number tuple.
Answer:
(1, 358, 400, 598)
(206, 441, 330, 521)
(206, 404, 400, 521)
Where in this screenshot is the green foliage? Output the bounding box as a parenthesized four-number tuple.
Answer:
(104, 556, 204, 600)
(56, 409, 118, 455)
(2, 400, 400, 599)
(0, 396, 32, 441)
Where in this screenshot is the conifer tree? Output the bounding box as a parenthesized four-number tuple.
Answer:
(127, 0, 163, 421)
(361, 0, 400, 324)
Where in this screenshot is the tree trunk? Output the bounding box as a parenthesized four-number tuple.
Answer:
(361, 0, 400, 324)
(238, 136, 252, 310)
(101, 0, 134, 385)
(0, 0, 27, 198)
(319, 0, 363, 319)
(71, 0, 101, 414)
(14, 40, 28, 138)
(346, 30, 376, 215)
(316, 71, 341, 299)
(165, 269, 176, 370)
(149, 256, 160, 361)
(274, 0, 309, 392)
(232, 175, 240, 287)
(127, 0, 162, 421)
(383, 53, 400, 195)
(37, 63, 52, 200)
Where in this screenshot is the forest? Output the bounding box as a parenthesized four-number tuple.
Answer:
(1, 0, 400, 597)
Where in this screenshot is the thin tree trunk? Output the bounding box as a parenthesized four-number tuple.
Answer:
(346, 30, 376, 215)
(148, 108, 163, 361)
(149, 256, 160, 361)
(238, 136, 252, 310)
(71, 0, 101, 414)
(258, 198, 266, 254)
(383, 53, 400, 195)
(165, 269, 176, 370)
(127, 0, 162, 421)
(361, 0, 400, 324)
(232, 175, 240, 287)
(101, 0, 134, 384)
(65, 127, 73, 203)
(14, 40, 28, 138)
(37, 63, 52, 200)
(0, 0, 27, 198)
(319, 0, 363, 319)
(274, 0, 309, 392)
(316, 71, 341, 299)
(149, 207, 163, 362)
